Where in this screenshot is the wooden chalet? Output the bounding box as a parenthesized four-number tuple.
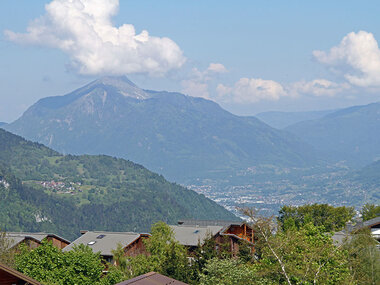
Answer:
(332, 217, 380, 246)
(363, 216, 380, 242)
(0, 262, 41, 285)
(170, 220, 254, 256)
(63, 231, 150, 264)
(116, 272, 188, 285)
(6, 232, 70, 250)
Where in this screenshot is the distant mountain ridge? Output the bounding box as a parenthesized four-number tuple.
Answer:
(0, 128, 237, 240)
(256, 109, 338, 129)
(285, 102, 380, 167)
(5, 76, 317, 182)
(0, 122, 7, 127)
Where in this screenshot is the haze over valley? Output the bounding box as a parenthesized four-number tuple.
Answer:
(2, 76, 380, 218)
(1, 0, 380, 228)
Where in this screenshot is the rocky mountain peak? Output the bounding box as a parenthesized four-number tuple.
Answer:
(88, 76, 150, 100)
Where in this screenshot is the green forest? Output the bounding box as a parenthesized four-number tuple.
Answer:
(0, 128, 237, 240)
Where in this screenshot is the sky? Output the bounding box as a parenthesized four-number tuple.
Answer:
(1, 0, 380, 122)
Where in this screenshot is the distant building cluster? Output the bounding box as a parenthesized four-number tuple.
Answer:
(38, 180, 82, 194)
(0, 178, 9, 189)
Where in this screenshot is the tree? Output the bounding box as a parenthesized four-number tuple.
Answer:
(360, 203, 380, 221)
(240, 207, 352, 285)
(344, 228, 380, 284)
(0, 229, 15, 267)
(278, 204, 355, 232)
(189, 232, 234, 282)
(199, 258, 256, 285)
(14, 241, 116, 285)
(115, 222, 191, 283)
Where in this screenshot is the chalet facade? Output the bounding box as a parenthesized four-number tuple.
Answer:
(6, 232, 70, 250)
(170, 220, 254, 256)
(63, 231, 150, 264)
(0, 262, 41, 285)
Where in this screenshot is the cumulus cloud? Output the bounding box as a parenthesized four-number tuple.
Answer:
(181, 63, 227, 98)
(217, 78, 287, 103)
(216, 77, 350, 103)
(181, 80, 210, 99)
(4, 0, 186, 76)
(290, 79, 350, 97)
(313, 31, 380, 87)
(207, 63, 228, 73)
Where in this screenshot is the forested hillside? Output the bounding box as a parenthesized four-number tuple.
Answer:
(0, 128, 238, 240)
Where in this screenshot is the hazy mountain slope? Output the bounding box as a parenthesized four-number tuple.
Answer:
(256, 109, 337, 129)
(6, 76, 317, 182)
(0, 123, 7, 127)
(285, 102, 380, 167)
(0, 128, 238, 240)
(351, 160, 380, 187)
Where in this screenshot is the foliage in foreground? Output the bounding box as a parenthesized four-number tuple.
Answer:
(0, 229, 15, 267)
(14, 241, 118, 285)
(112, 222, 191, 283)
(2, 204, 379, 285)
(278, 203, 355, 232)
(360, 203, 380, 221)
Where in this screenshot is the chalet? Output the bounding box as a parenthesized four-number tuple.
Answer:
(63, 231, 150, 264)
(332, 217, 380, 246)
(0, 262, 41, 285)
(6, 232, 70, 250)
(363, 216, 380, 242)
(170, 220, 254, 256)
(116, 272, 188, 285)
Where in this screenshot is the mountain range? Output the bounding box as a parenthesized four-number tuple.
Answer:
(5, 76, 317, 182)
(256, 109, 338, 129)
(0, 128, 237, 240)
(285, 102, 380, 167)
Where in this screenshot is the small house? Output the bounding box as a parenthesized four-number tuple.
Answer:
(63, 231, 150, 264)
(170, 220, 254, 256)
(363, 216, 380, 242)
(6, 232, 70, 250)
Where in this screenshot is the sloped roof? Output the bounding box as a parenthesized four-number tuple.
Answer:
(6, 232, 70, 248)
(363, 216, 380, 228)
(331, 230, 352, 246)
(0, 262, 41, 285)
(63, 231, 141, 256)
(177, 219, 241, 227)
(170, 225, 223, 246)
(116, 272, 188, 285)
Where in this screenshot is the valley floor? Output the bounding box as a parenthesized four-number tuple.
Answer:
(186, 164, 379, 217)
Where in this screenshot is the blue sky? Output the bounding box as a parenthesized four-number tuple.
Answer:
(1, 0, 380, 122)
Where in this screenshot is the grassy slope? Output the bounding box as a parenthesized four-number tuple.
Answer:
(0, 129, 238, 240)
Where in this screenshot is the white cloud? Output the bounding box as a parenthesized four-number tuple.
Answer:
(313, 31, 380, 87)
(4, 0, 186, 76)
(217, 78, 287, 103)
(290, 79, 350, 97)
(207, 63, 228, 73)
(181, 63, 227, 98)
(181, 80, 210, 99)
